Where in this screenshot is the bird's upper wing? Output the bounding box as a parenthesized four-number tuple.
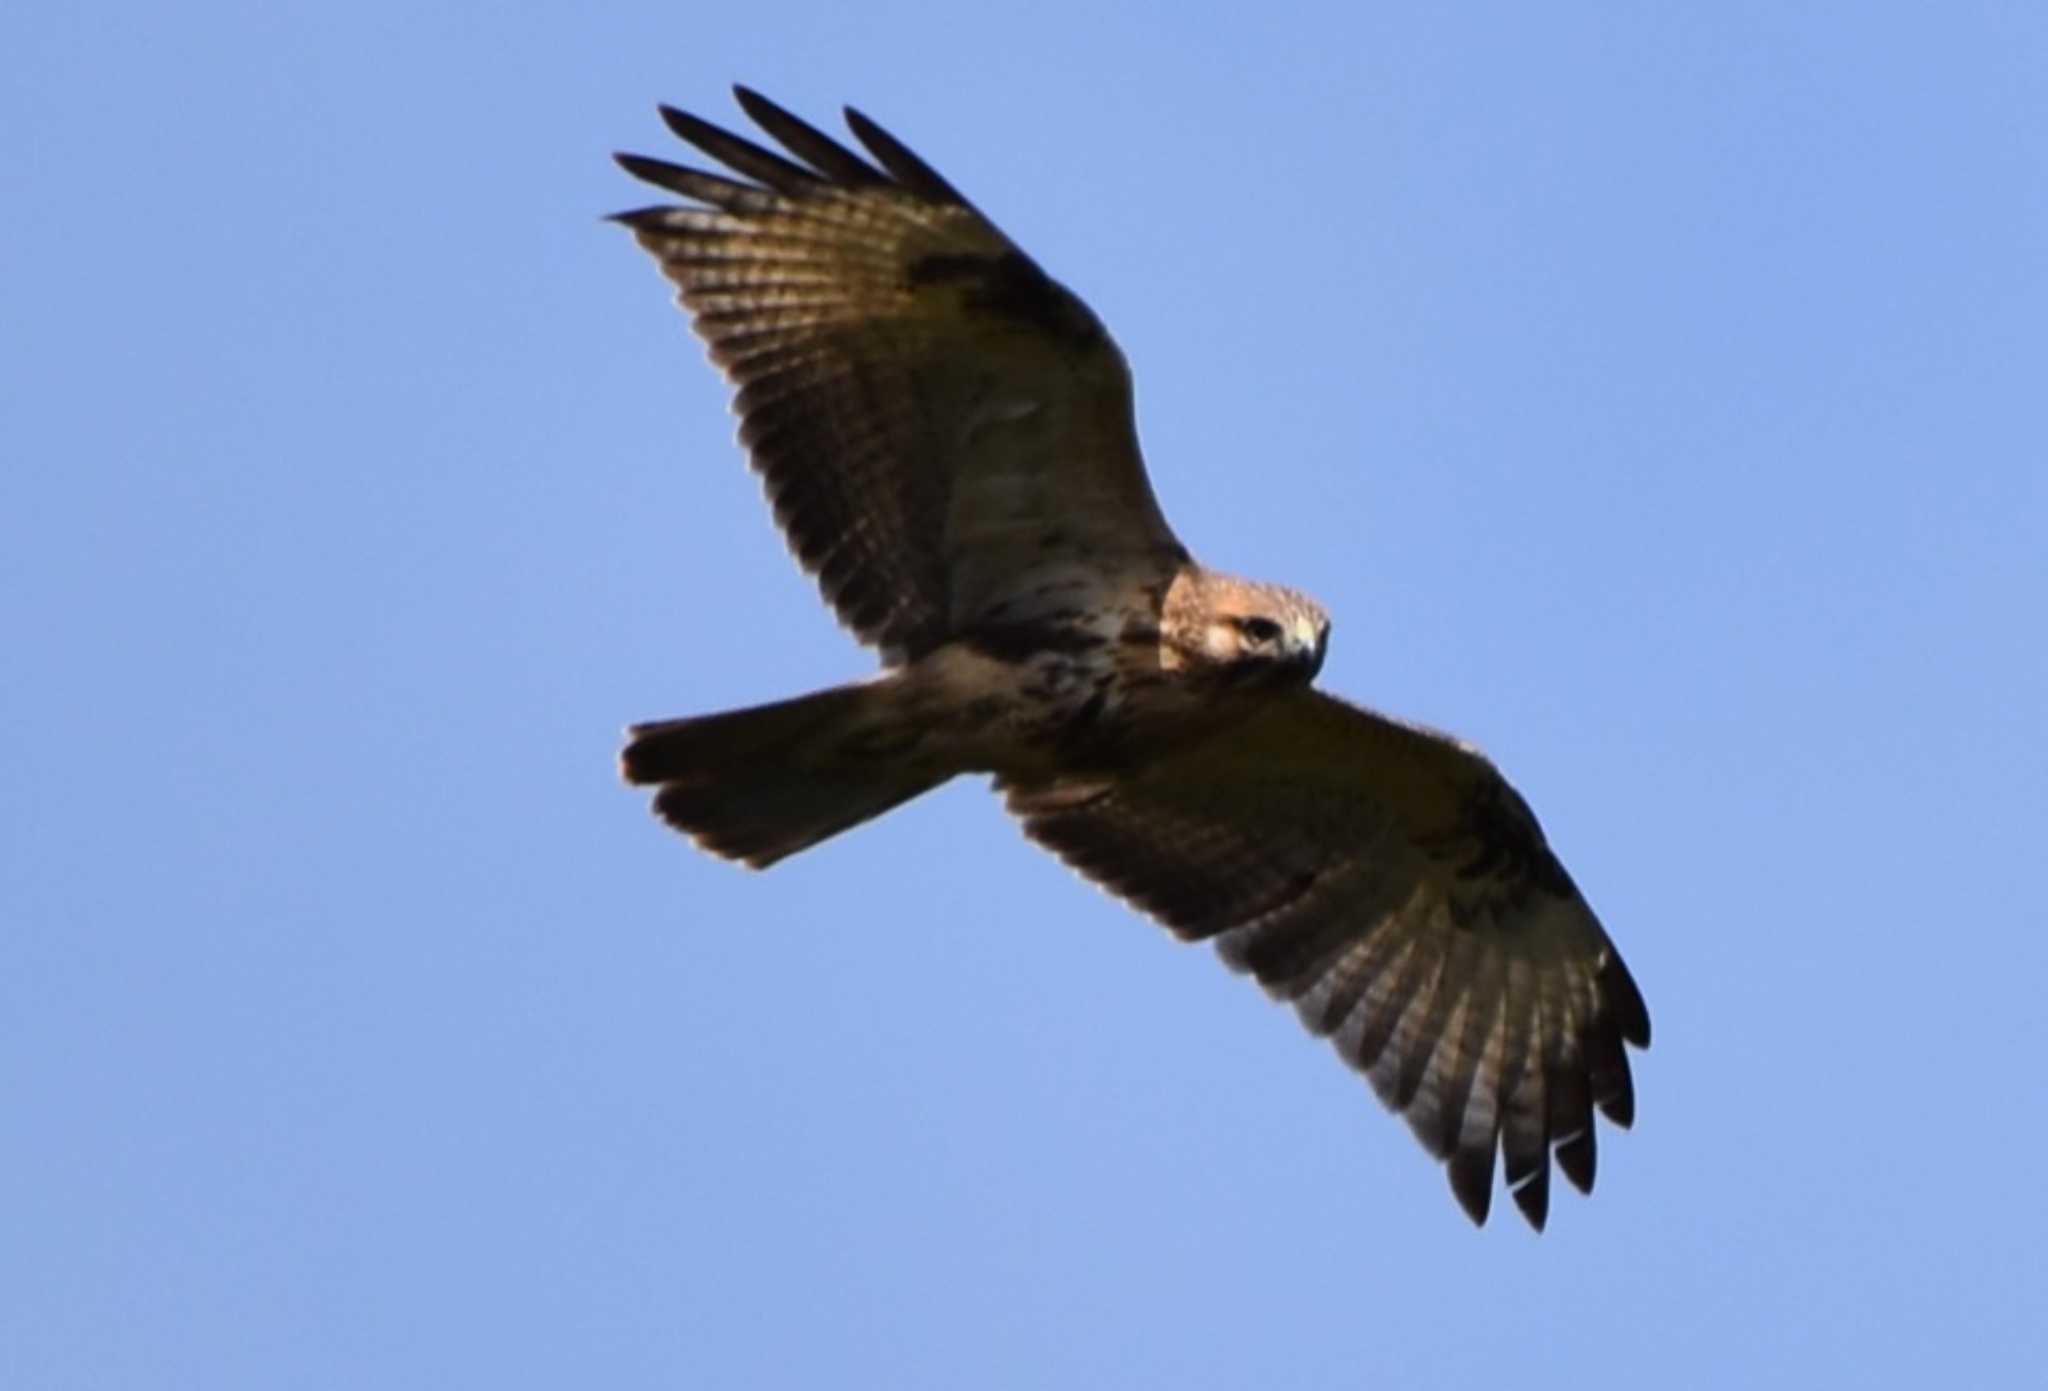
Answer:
(1003, 688, 1650, 1230)
(614, 89, 1186, 663)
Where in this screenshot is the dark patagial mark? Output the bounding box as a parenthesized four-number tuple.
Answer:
(1420, 779, 1578, 911)
(961, 620, 1110, 664)
(1059, 686, 1111, 744)
(907, 251, 1103, 346)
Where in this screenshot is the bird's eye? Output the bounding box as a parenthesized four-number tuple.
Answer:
(1238, 617, 1283, 644)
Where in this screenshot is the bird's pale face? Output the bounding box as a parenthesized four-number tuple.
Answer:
(1168, 573, 1331, 687)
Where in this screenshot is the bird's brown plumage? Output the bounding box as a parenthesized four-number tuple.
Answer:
(614, 88, 1650, 1229)
(1004, 689, 1648, 1229)
(613, 89, 1183, 663)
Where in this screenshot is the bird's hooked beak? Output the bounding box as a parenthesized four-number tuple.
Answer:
(1298, 615, 1330, 682)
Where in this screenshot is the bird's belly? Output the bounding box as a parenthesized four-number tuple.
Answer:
(905, 637, 1244, 781)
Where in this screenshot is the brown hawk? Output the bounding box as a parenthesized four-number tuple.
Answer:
(612, 88, 1650, 1230)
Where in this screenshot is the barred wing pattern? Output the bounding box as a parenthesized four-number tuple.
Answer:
(613, 89, 1184, 663)
(1006, 689, 1650, 1229)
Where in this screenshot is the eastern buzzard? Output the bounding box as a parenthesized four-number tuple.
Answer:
(612, 89, 1649, 1230)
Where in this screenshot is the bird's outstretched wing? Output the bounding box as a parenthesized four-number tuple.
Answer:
(1004, 688, 1650, 1230)
(615, 89, 1186, 663)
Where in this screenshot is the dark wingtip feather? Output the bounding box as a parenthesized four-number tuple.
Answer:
(1555, 1126, 1597, 1195)
(843, 105, 969, 204)
(605, 205, 672, 230)
(1605, 950, 1652, 1048)
(1586, 1025, 1637, 1129)
(1448, 1146, 1496, 1226)
(658, 103, 819, 193)
(657, 104, 718, 145)
(614, 150, 678, 182)
(611, 151, 667, 186)
(1598, 1070, 1637, 1129)
(731, 85, 889, 187)
(612, 152, 770, 214)
(1510, 1166, 1551, 1232)
(613, 151, 706, 194)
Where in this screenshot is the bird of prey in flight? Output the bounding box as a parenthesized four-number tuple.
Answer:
(612, 88, 1649, 1230)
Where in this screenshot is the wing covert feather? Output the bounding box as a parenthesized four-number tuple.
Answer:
(1004, 688, 1649, 1230)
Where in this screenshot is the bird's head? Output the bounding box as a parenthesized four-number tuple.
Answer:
(1163, 571, 1330, 688)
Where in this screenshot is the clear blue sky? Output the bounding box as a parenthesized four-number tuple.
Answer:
(6, 3, 2044, 1386)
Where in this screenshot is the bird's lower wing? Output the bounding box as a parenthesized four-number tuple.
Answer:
(1003, 688, 1649, 1230)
